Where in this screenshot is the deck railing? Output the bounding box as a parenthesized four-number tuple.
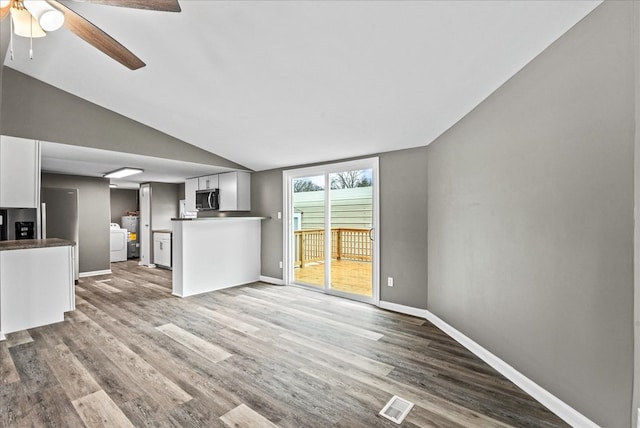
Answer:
(294, 228, 372, 267)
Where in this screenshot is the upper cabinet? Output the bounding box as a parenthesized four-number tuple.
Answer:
(219, 171, 250, 211)
(0, 136, 41, 208)
(198, 175, 218, 190)
(185, 171, 251, 212)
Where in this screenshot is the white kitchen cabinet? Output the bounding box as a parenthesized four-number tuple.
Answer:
(171, 218, 261, 297)
(1, 243, 74, 335)
(198, 175, 219, 190)
(185, 178, 198, 212)
(153, 231, 172, 269)
(0, 136, 40, 208)
(218, 171, 251, 211)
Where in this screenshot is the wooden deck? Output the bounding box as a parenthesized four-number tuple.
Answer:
(294, 259, 373, 297)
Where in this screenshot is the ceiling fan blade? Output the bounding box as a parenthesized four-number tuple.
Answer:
(47, 0, 146, 70)
(1, 0, 11, 21)
(71, 0, 180, 13)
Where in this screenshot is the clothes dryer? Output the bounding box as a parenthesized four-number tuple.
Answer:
(110, 223, 127, 262)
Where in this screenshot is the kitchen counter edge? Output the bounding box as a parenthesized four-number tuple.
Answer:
(0, 238, 76, 252)
(171, 217, 267, 221)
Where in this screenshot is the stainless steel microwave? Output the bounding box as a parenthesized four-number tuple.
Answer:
(195, 189, 219, 211)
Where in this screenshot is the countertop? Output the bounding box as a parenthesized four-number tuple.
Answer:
(171, 217, 267, 221)
(0, 238, 75, 252)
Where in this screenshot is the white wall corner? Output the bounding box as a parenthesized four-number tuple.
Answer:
(378, 300, 600, 428)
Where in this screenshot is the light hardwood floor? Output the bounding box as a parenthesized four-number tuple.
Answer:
(0, 260, 568, 427)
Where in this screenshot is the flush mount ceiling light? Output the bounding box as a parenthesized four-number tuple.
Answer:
(104, 168, 143, 179)
(0, 0, 181, 69)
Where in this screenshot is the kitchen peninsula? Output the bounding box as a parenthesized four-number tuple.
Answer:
(0, 238, 75, 339)
(171, 217, 264, 297)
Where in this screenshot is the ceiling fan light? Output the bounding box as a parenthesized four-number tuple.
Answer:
(23, 0, 64, 31)
(38, 9, 64, 31)
(11, 7, 46, 38)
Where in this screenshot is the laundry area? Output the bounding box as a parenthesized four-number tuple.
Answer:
(110, 215, 138, 263)
(110, 183, 179, 270)
(110, 186, 141, 265)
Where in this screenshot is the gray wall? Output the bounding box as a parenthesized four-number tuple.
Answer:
(0, 68, 246, 170)
(379, 147, 428, 307)
(178, 183, 185, 201)
(0, 23, 8, 121)
(426, 2, 633, 427)
(251, 169, 284, 279)
(149, 183, 179, 231)
(110, 189, 138, 225)
(634, 4, 640, 425)
(41, 173, 111, 274)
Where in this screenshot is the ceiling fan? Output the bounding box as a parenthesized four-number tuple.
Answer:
(0, 0, 181, 70)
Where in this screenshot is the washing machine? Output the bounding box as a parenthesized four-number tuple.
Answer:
(110, 223, 128, 262)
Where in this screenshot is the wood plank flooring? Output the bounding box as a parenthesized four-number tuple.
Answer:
(0, 260, 569, 427)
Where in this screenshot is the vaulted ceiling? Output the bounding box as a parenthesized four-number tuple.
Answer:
(3, 0, 601, 174)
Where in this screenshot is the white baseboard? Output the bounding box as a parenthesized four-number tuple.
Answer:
(79, 269, 112, 278)
(138, 262, 156, 268)
(378, 301, 600, 428)
(379, 301, 430, 319)
(259, 275, 284, 285)
(0, 332, 5, 341)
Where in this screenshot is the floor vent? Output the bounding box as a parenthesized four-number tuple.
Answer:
(379, 395, 414, 424)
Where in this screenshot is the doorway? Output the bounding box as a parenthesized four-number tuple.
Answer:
(283, 158, 379, 304)
(139, 184, 151, 266)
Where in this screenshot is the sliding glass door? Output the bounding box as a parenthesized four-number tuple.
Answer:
(328, 169, 374, 298)
(284, 158, 379, 304)
(292, 174, 325, 289)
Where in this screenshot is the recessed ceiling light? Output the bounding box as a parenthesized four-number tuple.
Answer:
(104, 168, 143, 179)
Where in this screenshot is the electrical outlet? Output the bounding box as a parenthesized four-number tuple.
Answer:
(277, 211, 282, 219)
(279, 261, 283, 269)
(387, 277, 394, 287)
